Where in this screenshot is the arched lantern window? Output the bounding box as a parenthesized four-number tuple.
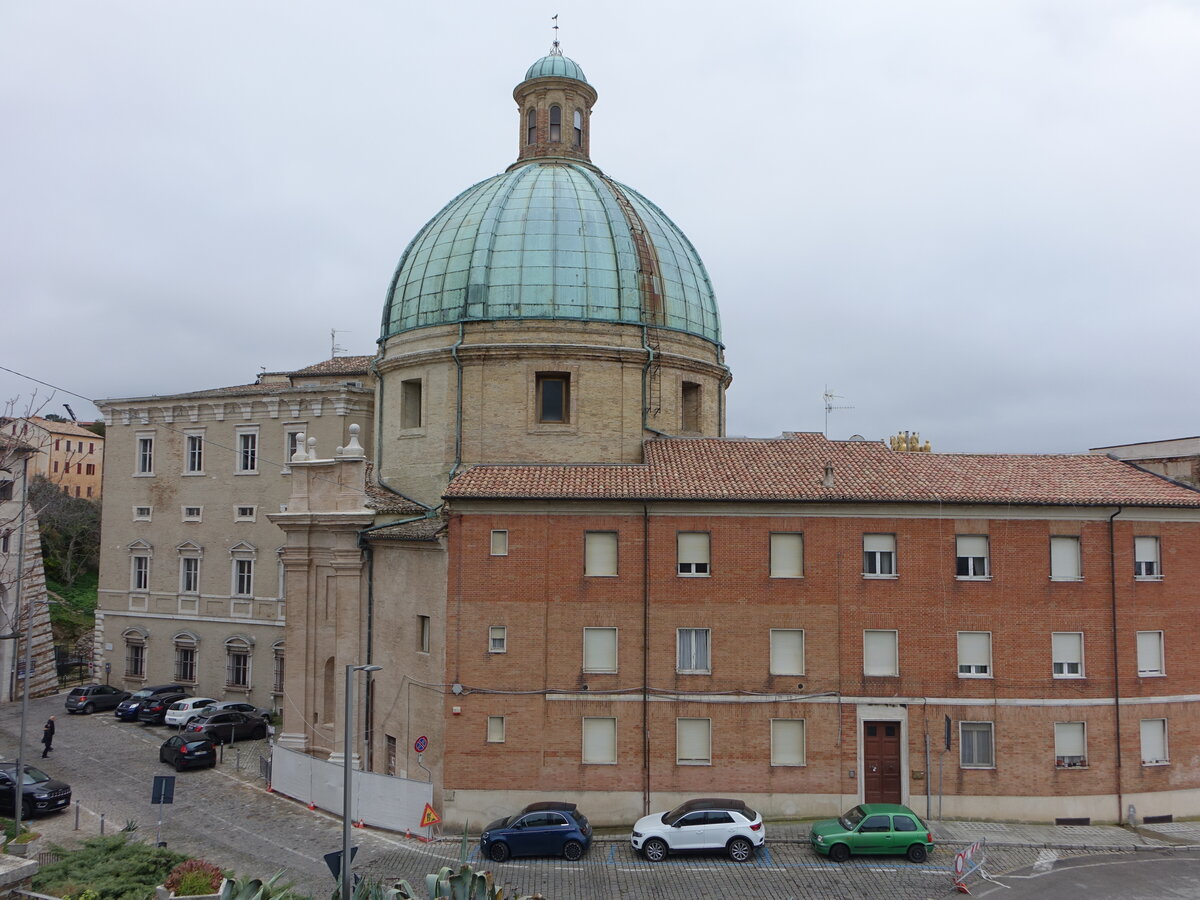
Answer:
(573, 109, 583, 148)
(549, 105, 561, 142)
(526, 108, 536, 145)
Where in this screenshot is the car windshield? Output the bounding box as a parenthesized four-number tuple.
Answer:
(169, 702, 187, 710)
(839, 806, 867, 830)
(130, 689, 154, 699)
(68, 688, 87, 696)
(662, 803, 694, 825)
(20, 767, 50, 785)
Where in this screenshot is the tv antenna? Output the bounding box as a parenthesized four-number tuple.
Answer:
(823, 386, 854, 437)
(330, 329, 349, 358)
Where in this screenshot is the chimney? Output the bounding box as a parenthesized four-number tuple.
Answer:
(822, 461, 835, 488)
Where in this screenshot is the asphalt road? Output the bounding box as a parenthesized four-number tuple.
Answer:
(3, 692, 1189, 899)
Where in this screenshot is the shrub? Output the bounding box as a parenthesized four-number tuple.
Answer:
(33, 834, 187, 900)
(165, 859, 225, 896)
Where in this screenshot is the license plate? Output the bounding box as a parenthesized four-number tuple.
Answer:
(193, 750, 210, 756)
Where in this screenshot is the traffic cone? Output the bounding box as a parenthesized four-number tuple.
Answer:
(307, 801, 316, 810)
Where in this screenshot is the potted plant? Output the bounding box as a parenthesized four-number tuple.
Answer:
(157, 859, 227, 900)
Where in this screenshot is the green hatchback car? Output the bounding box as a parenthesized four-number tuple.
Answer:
(809, 803, 933, 863)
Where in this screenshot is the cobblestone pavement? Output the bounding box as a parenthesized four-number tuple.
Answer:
(6, 692, 1200, 899)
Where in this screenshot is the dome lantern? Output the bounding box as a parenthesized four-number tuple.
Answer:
(513, 46, 597, 167)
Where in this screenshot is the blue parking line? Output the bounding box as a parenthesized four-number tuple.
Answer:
(607, 843, 617, 863)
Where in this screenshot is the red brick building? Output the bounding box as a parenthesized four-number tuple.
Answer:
(438, 433, 1200, 825)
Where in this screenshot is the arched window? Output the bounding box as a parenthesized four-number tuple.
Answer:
(272, 641, 285, 694)
(123, 627, 148, 679)
(549, 105, 561, 142)
(173, 631, 199, 684)
(573, 109, 583, 148)
(526, 108, 536, 145)
(225, 635, 254, 689)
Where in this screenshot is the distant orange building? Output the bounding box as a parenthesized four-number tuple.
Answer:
(1, 417, 104, 500)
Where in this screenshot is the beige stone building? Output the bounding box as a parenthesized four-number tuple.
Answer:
(0, 436, 57, 702)
(1091, 437, 1200, 487)
(1, 417, 104, 500)
(94, 357, 375, 710)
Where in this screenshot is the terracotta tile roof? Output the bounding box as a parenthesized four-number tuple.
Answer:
(363, 518, 446, 542)
(12, 417, 102, 440)
(288, 356, 376, 377)
(364, 463, 428, 515)
(445, 432, 1200, 508)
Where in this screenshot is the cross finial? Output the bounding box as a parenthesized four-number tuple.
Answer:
(550, 13, 561, 55)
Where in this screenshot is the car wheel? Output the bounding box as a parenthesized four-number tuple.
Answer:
(727, 837, 754, 862)
(174, 759, 186, 772)
(83, 703, 94, 715)
(906, 843, 928, 863)
(829, 843, 851, 863)
(642, 838, 668, 862)
(21, 800, 33, 820)
(251, 726, 267, 740)
(488, 842, 510, 862)
(562, 840, 584, 861)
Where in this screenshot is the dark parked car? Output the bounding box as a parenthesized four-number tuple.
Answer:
(480, 801, 592, 862)
(206, 701, 272, 721)
(159, 735, 218, 771)
(115, 684, 185, 721)
(137, 693, 188, 725)
(64, 684, 130, 714)
(185, 710, 269, 743)
(0, 764, 72, 819)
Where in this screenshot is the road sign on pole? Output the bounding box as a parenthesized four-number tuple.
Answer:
(324, 846, 358, 882)
(151, 775, 175, 805)
(414, 735, 428, 753)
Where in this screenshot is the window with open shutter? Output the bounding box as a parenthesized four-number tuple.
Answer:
(677, 532, 710, 576)
(956, 535, 989, 578)
(957, 631, 991, 677)
(1052, 632, 1083, 677)
(1134, 537, 1161, 579)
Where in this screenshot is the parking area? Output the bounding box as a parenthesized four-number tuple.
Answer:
(2, 692, 1192, 899)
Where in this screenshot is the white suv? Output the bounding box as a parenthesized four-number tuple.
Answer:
(164, 697, 217, 727)
(631, 798, 765, 862)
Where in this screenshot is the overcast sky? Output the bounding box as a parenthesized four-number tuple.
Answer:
(3, 1, 1197, 453)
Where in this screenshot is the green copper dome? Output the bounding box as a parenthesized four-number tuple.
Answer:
(381, 162, 721, 344)
(523, 53, 587, 83)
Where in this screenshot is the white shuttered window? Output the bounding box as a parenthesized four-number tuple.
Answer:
(487, 716, 505, 743)
(1050, 536, 1081, 580)
(583, 627, 618, 673)
(489, 530, 508, 556)
(582, 717, 617, 764)
(770, 719, 806, 766)
(584, 532, 618, 576)
(770, 533, 804, 578)
(957, 631, 992, 677)
(1134, 537, 1161, 578)
(770, 629, 805, 675)
(677, 532, 711, 576)
(1140, 719, 1168, 765)
(863, 630, 899, 676)
(1136, 631, 1164, 676)
(1054, 722, 1087, 767)
(676, 717, 711, 765)
(1052, 632, 1083, 677)
(956, 535, 990, 578)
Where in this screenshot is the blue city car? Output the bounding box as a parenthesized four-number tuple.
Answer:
(480, 801, 592, 862)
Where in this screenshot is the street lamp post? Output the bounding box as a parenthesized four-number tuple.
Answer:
(342, 663, 380, 900)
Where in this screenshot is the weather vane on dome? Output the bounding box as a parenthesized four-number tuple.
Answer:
(550, 14, 561, 55)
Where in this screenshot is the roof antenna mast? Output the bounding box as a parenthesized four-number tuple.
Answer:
(550, 13, 561, 55)
(823, 385, 854, 438)
(330, 329, 349, 358)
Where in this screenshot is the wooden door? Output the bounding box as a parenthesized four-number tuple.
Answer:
(863, 720, 902, 804)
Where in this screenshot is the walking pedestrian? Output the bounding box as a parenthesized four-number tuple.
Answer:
(41, 715, 55, 757)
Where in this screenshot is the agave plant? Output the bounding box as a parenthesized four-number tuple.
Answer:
(220, 872, 301, 900)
